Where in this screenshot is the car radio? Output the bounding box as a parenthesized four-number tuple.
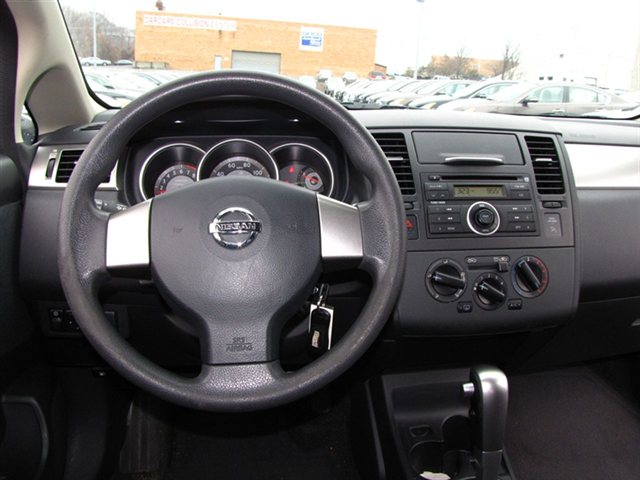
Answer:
(423, 175, 538, 237)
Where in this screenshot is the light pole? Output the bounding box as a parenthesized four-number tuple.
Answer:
(92, 0, 97, 66)
(414, 0, 425, 79)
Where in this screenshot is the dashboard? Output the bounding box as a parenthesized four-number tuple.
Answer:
(18, 101, 640, 366)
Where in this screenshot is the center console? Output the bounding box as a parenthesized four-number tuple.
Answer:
(383, 129, 578, 335)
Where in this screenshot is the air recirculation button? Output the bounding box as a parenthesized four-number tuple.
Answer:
(426, 259, 467, 303)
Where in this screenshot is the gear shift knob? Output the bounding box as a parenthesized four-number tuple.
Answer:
(465, 366, 509, 480)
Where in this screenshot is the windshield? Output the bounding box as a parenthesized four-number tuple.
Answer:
(59, 0, 640, 119)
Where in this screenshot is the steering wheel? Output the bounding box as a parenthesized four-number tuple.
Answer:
(58, 71, 406, 411)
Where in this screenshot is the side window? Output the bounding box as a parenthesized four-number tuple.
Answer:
(568, 87, 600, 104)
(448, 83, 468, 95)
(492, 84, 513, 94)
(528, 86, 564, 103)
(438, 84, 458, 96)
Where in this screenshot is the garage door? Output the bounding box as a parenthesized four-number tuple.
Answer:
(231, 51, 281, 74)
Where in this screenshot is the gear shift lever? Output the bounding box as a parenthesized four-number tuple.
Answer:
(462, 366, 508, 480)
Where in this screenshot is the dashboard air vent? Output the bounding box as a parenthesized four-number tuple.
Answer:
(371, 132, 416, 195)
(55, 150, 84, 183)
(525, 136, 565, 195)
(55, 149, 111, 183)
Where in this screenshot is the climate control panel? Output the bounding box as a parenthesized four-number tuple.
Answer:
(400, 248, 576, 336)
(424, 254, 551, 312)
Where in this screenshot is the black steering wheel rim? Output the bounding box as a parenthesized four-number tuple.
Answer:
(58, 71, 406, 411)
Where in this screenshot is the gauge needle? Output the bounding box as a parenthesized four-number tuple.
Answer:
(300, 172, 319, 184)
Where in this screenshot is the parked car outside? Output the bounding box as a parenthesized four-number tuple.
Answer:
(80, 56, 111, 66)
(365, 79, 433, 104)
(359, 79, 422, 103)
(409, 80, 518, 109)
(367, 70, 387, 80)
(440, 83, 636, 116)
(386, 80, 475, 106)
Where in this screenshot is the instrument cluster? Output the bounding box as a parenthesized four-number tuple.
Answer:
(138, 138, 336, 200)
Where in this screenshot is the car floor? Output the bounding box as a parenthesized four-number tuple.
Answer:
(108, 357, 640, 480)
(112, 389, 360, 480)
(505, 359, 640, 480)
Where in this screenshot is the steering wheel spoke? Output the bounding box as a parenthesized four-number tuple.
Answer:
(106, 200, 152, 278)
(317, 195, 363, 272)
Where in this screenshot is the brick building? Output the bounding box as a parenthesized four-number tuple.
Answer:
(134, 11, 377, 77)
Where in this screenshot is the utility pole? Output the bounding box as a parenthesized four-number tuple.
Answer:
(414, 0, 425, 79)
(92, 0, 97, 66)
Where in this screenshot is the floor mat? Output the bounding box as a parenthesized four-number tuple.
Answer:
(164, 395, 360, 480)
(506, 367, 640, 480)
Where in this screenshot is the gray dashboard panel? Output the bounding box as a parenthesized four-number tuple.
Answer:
(578, 189, 640, 301)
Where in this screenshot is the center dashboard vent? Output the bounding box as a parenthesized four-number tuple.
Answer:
(525, 136, 565, 195)
(55, 149, 111, 183)
(371, 132, 416, 195)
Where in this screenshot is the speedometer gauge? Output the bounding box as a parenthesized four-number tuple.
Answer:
(154, 164, 197, 196)
(211, 157, 270, 178)
(198, 139, 278, 180)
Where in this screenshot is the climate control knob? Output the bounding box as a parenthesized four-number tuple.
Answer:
(512, 256, 548, 298)
(473, 273, 506, 310)
(467, 202, 500, 236)
(426, 259, 466, 303)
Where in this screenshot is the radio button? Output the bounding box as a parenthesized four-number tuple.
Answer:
(425, 182, 448, 190)
(512, 190, 532, 200)
(507, 205, 533, 213)
(510, 183, 530, 191)
(429, 223, 464, 234)
(427, 191, 451, 200)
(431, 213, 461, 224)
(428, 205, 460, 214)
(508, 212, 534, 222)
(508, 223, 536, 232)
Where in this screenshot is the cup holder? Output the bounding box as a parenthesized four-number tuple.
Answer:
(408, 415, 475, 479)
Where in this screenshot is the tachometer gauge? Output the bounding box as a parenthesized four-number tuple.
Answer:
(271, 143, 334, 196)
(279, 163, 326, 193)
(299, 167, 324, 191)
(211, 157, 270, 178)
(154, 164, 197, 196)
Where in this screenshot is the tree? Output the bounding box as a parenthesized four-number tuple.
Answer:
(451, 46, 471, 79)
(500, 42, 520, 79)
(62, 6, 134, 62)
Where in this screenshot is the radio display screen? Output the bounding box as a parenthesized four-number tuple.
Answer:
(453, 185, 505, 198)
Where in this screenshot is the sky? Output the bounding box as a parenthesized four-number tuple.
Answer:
(60, 0, 640, 88)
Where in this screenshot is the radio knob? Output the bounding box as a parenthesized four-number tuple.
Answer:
(473, 273, 506, 310)
(475, 208, 495, 226)
(512, 256, 548, 298)
(467, 202, 500, 236)
(426, 259, 466, 303)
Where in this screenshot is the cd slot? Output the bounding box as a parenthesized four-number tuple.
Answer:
(440, 174, 520, 181)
